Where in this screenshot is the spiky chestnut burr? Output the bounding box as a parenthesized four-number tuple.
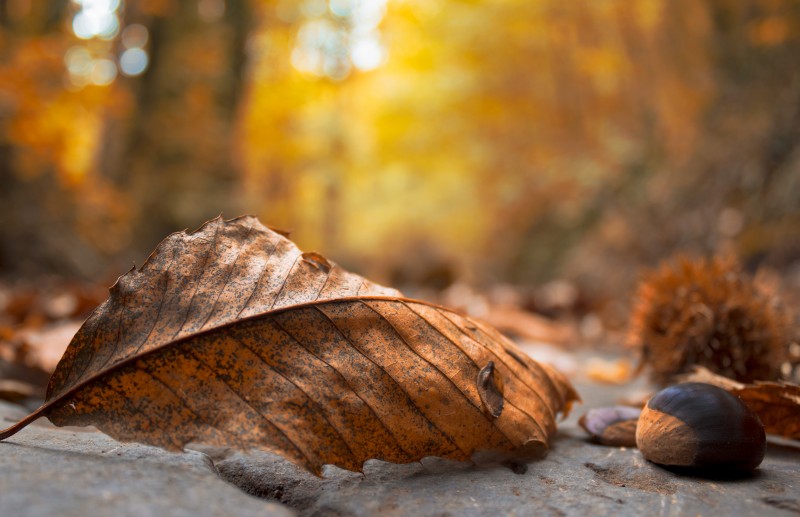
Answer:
(629, 255, 793, 385)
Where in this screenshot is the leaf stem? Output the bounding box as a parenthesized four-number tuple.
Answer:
(0, 404, 49, 440)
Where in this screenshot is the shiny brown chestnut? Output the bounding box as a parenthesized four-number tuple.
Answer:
(636, 383, 766, 472)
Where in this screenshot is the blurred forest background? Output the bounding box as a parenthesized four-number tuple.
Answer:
(1, 0, 799, 319)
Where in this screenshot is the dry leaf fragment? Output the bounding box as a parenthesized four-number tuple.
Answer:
(584, 357, 633, 385)
(481, 305, 576, 345)
(477, 361, 504, 419)
(679, 367, 800, 440)
(13, 320, 83, 372)
(0, 216, 579, 474)
(0, 380, 38, 403)
(579, 406, 641, 447)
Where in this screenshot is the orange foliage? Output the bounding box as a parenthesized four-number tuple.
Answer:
(1, 0, 799, 287)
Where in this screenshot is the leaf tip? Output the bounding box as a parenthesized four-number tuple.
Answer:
(267, 225, 292, 238)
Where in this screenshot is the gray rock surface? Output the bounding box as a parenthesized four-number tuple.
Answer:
(0, 402, 294, 517)
(215, 430, 800, 517)
(213, 355, 800, 517)
(1, 348, 798, 517)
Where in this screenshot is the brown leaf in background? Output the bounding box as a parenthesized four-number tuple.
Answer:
(0, 216, 578, 474)
(584, 357, 634, 385)
(13, 320, 83, 373)
(680, 367, 800, 440)
(0, 379, 38, 403)
(481, 305, 577, 346)
(0, 280, 107, 404)
(0, 328, 52, 404)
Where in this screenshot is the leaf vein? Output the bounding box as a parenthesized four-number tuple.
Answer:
(185, 349, 316, 470)
(235, 236, 280, 319)
(404, 302, 549, 437)
(269, 252, 302, 310)
(231, 333, 359, 466)
(269, 317, 411, 459)
(360, 300, 516, 447)
(312, 305, 467, 458)
(173, 222, 222, 339)
(197, 219, 256, 331)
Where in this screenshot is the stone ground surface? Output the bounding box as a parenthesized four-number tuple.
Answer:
(1, 348, 799, 517)
(0, 402, 294, 517)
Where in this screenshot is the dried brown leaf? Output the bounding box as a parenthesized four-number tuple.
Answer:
(481, 305, 576, 345)
(0, 379, 38, 403)
(584, 357, 633, 385)
(679, 367, 800, 440)
(579, 406, 641, 447)
(13, 320, 83, 372)
(0, 216, 579, 474)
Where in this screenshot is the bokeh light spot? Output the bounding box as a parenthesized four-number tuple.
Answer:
(290, 0, 388, 79)
(65, 46, 93, 76)
(91, 58, 117, 86)
(329, 0, 354, 18)
(351, 36, 384, 70)
(121, 24, 149, 49)
(120, 48, 149, 76)
(71, 0, 120, 40)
